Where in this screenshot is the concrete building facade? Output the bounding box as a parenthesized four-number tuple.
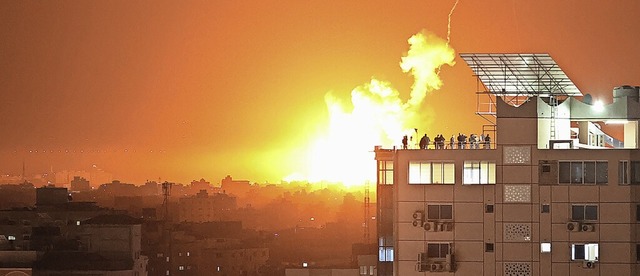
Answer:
(375, 53, 640, 275)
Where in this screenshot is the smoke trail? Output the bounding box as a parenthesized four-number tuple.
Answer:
(446, 0, 460, 46)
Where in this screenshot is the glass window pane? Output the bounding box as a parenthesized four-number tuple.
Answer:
(584, 162, 596, 183)
(571, 162, 583, 184)
(620, 161, 628, 184)
(464, 162, 480, 184)
(432, 163, 443, 183)
(596, 162, 608, 184)
(480, 162, 488, 184)
(427, 205, 440, 220)
(585, 244, 598, 261)
(632, 161, 640, 184)
(443, 163, 455, 184)
(440, 205, 453, 220)
(585, 205, 598, 220)
(385, 171, 394, 185)
(559, 162, 571, 183)
(427, 244, 440, 258)
(385, 161, 393, 170)
(572, 205, 584, 221)
(488, 163, 496, 184)
(421, 163, 431, 183)
(409, 162, 421, 184)
(439, 244, 449, 258)
(573, 244, 585, 260)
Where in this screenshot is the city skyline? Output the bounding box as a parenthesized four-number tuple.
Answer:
(2, 1, 640, 185)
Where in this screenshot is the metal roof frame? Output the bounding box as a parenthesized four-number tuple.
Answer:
(460, 53, 582, 97)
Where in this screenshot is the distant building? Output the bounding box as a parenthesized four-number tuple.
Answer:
(33, 214, 148, 275)
(189, 178, 219, 195)
(178, 190, 236, 222)
(35, 186, 68, 206)
(70, 176, 91, 192)
(220, 175, 251, 197)
(375, 53, 640, 275)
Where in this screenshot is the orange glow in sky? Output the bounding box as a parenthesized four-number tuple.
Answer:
(286, 31, 455, 186)
(1, 1, 639, 185)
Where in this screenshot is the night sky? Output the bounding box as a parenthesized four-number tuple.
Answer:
(2, 1, 639, 184)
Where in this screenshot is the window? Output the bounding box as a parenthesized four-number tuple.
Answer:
(636, 205, 640, 222)
(620, 161, 629, 184)
(485, 204, 494, 213)
(378, 160, 394, 185)
(485, 243, 494, 252)
(178, 265, 185, 271)
(571, 243, 598, 261)
(559, 161, 607, 184)
(541, 204, 550, 213)
(427, 204, 453, 220)
(637, 244, 640, 262)
(409, 161, 455, 184)
(463, 161, 495, 184)
(571, 205, 598, 221)
(626, 161, 640, 184)
(541, 242, 551, 253)
(427, 243, 451, 259)
(378, 237, 393, 262)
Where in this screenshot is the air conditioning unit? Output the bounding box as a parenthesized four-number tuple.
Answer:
(423, 221, 437, 231)
(566, 221, 580, 232)
(440, 222, 453, 231)
(582, 260, 595, 269)
(429, 263, 443, 272)
(416, 253, 429, 272)
(412, 211, 424, 228)
(580, 223, 595, 232)
(413, 210, 424, 220)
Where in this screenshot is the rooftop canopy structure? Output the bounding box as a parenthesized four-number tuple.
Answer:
(460, 53, 582, 98)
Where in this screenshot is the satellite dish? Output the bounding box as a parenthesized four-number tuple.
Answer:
(583, 94, 592, 105)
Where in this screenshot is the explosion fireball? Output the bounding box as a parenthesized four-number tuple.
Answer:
(286, 30, 456, 187)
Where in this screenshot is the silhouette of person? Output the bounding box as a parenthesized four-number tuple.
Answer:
(419, 134, 427, 149)
(484, 134, 491, 149)
(402, 135, 408, 149)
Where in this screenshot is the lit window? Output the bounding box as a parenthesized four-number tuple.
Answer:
(572, 205, 598, 221)
(378, 246, 394, 262)
(7, 235, 16, 241)
(409, 161, 455, 184)
(463, 161, 495, 184)
(178, 265, 184, 271)
(571, 243, 598, 261)
(302, 262, 308, 268)
(378, 161, 394, 185)
(541, 242, 551, 253)
(559, 161, 607, 184)
(186, 252, 190, 257)
(427, 204, 453, 220)
(369, 265, 374, 275)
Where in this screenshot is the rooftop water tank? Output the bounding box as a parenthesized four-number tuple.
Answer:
(613, 85, 639, 102)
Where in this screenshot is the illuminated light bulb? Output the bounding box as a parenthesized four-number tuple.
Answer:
(592, 100, 604, 112)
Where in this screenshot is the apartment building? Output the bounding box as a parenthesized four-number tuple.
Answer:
(375, 53, 640, 275)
